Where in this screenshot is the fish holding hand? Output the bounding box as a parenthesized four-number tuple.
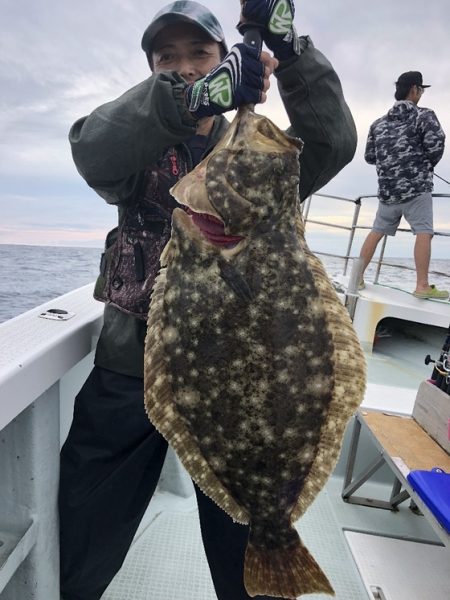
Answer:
(144, 105, 366, 598)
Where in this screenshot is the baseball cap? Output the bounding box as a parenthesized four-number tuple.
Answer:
(141, 1, 228, 60)
(395, 71, 431, 88)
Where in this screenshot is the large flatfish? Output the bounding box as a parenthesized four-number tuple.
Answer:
(144, 106, 366, 598)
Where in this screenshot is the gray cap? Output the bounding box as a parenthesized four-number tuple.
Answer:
(141, 1, 228, 59)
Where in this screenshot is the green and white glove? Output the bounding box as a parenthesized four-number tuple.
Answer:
(239, 0, 301, 60)
(185, 43, 264, 119)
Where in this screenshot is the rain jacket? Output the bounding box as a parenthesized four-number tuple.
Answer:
(365, 100, 445, 204)
(69, 36, 357, 378)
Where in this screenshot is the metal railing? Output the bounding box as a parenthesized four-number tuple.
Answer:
(0, 285, 103, 599)
(300, 192, 450, 285)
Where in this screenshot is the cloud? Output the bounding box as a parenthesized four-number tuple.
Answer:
(1, 0, 449, 250)
(0, 225, 107, 247)
(0, 187, 116, 248)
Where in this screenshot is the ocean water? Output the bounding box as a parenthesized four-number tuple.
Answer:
(0, 244, 100, 324)
(0, 243, 449, 324)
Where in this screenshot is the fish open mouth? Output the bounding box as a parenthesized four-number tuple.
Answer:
(185, 207, 244, 248)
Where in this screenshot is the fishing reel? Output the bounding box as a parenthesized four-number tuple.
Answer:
(426, 325, 450, 394)
(424, 354, 436, 366)
(425, 352, 450, 393)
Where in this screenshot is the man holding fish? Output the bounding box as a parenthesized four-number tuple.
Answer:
(61, 2, 358, 599)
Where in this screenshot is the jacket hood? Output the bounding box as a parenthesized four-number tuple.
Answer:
(387, 100, 418, 122)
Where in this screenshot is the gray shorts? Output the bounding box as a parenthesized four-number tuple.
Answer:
(372, 192, 434, 236)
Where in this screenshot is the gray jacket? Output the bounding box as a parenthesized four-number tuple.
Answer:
(69, 36, 357, 378)
(365, 100, 445, 204)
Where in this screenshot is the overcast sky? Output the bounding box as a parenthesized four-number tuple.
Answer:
(1, 0, 449, 257)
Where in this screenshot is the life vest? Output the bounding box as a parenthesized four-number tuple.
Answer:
(93, 146, 188, 320)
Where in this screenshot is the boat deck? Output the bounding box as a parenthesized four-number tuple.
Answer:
(101, 476, 369, 600)
(101, 466, 449, 600)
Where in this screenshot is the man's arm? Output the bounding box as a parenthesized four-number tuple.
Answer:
(239, 2, 357, 201)
(417, 109, 446, 167)
(364, 125, 376, 165)
(69, 72, 198, 204)
(276, 37, 357, 201)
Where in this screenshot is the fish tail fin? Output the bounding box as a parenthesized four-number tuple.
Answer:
(244, 527, 334, 598)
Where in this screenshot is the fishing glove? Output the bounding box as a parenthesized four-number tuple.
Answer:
(239, 0, 301, 61)
(185, 43, 264, 120)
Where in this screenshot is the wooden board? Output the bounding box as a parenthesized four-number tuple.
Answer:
(361, 410, 450, 472)
(413, 381, 450, 453)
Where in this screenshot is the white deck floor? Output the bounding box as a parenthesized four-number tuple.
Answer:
(101, 481, 369, 600)
(346, 531, 450, 600)
(100, 467, 450, 600)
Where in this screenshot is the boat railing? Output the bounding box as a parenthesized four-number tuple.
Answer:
(300, 192, 450, 285)
(0, 285, 103, 599)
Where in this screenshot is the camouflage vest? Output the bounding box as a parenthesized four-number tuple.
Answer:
(93, 146, 189, 320)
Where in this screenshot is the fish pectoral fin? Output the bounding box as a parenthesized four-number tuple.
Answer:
(218, 257, 254, 303)
(244, 527, 334, 598)
(159, 238, 175, 267)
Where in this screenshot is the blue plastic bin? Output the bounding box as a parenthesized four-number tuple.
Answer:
(407, 468, 450, 533)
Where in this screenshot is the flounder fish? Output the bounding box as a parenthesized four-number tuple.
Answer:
(144, 106, 366, 598)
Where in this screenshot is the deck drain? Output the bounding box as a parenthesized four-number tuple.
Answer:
(370, 586, 387, 600)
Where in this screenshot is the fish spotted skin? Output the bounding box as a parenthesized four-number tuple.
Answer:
(144, 107, 366, 598)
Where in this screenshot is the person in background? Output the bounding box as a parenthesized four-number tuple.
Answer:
(359, 70, 447, 299)
(59, 1, 357, 599)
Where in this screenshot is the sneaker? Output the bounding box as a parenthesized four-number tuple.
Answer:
(413, 285, 449, 300)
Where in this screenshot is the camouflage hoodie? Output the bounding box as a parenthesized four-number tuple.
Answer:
(365, 100, 445, 204)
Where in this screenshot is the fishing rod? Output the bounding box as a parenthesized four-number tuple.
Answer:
(425, 324, 450, 395)
(434, 172, 450, 186)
